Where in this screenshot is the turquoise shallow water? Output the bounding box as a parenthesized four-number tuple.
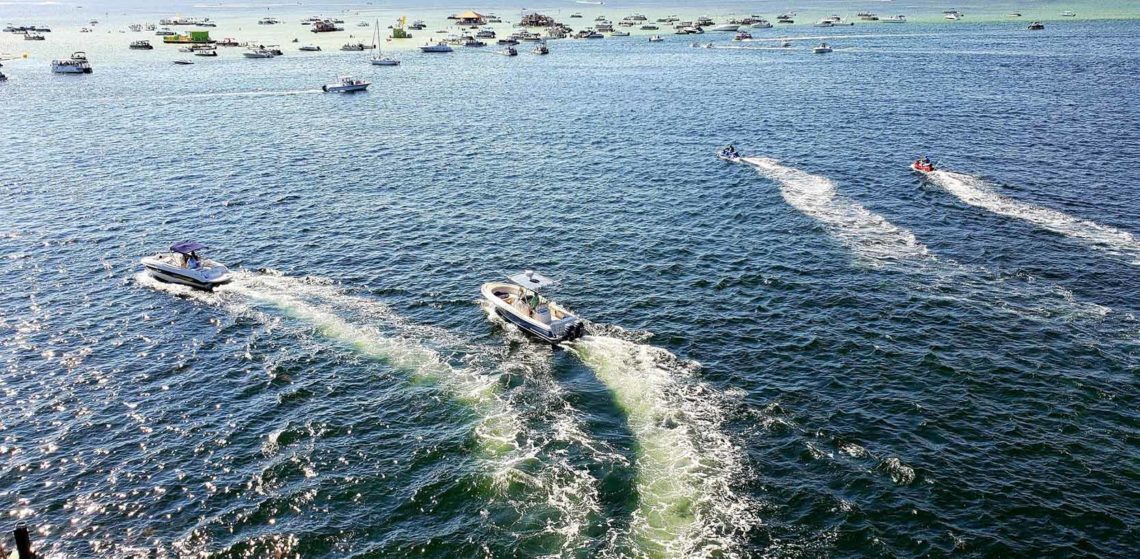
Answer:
(1, 3, 1139, 557)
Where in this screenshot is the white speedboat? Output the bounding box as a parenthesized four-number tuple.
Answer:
(882, 15, 906, 23)
(51, 52, 92, 74)
(814, 20, 834, 28)
(340, 42, 367, 51)
(298, 44, 321, 51)
(420, 42, 453, 52)
(141, 242, 231, 291)
(1061, 11, 1076, 17)
(649, 34, 663, 42)
(813, 42, 833, 54)
(243, 48, 275, 58)
(322, 76, 370, 93)
(498, 46, 518, 56)
(710, 24, 739, 32)
(481, 271, 585, 344)
(533, 42, 549, 55)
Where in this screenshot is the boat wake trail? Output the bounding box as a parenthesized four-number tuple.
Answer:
(742, 157, 929, 263)
(565, 335, 759, 558)
(929, 170, 1140, 264)
(136, 270, 604, 553)
(736, 159, 1115, 320)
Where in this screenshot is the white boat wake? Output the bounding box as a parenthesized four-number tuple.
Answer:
(742, 157, 928, 263)
(929, 170, 1140, 264)
(565, 335, 758, 559)
(136, 270, 604, 553)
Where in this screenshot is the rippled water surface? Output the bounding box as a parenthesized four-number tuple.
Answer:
(2, 9, 1139, 558)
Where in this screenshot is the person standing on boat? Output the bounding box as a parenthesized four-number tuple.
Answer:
(187, 252, 200, 269)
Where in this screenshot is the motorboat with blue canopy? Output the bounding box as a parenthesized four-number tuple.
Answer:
(482, 271, 585, 343)
(141, 241, 231, 290)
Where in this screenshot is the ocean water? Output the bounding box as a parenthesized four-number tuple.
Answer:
(1, 2, 1139, 557)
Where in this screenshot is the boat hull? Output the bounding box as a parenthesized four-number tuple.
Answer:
(323, 83, 369, 93)
(141, 256, 230, 291)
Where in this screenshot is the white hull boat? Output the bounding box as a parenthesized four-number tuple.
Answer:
(710, 24, 739, 32)
(142, 242, 230, 291)
(481, 271, 585, 344)
(420, 42, 453, 52)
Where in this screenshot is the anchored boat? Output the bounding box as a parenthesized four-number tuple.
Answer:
(482, 271, 586, 344)
(141, 242, 231, 291)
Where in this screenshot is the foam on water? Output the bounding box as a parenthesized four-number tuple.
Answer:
(930, 170, 1140, 264)
(742, 157, 928, 263)
(565, 335, 758, 558)
(138, 270, 604, 553)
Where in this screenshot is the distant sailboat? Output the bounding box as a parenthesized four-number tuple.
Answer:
(371, 19, 399, 65)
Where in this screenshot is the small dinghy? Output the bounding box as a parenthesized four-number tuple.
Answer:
(717, 144, 742, 162)
(481, 271, 586, 344)
(141, 241, 231, 290)
(911, 156, 935, 174)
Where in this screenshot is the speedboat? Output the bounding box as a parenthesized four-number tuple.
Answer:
(481, 271, 586, 344)
(243, 48, 275, 58)
(717, 145, 741, 162)
(911, 157, 935, 174)
(298, 44, 321, 51)
(322, 76, 370, 93)
(751, 19, 773, 29)
(141, 242, 231, 291)
(734, 31, 752, 41)
(1028, 21, 1044, 30)
(813, 42, 833, 54)
(814, 20, 834, 28)
(649, 34, 663, 42)
(1061, 11, 1076, 17)
(882, 15, 907, 23)
(710, 24, 739, 32)
(174, 60, 194, 65)
(194, 48, 217, 57)
(52, 52, 92, 74)
(340, 42, 367, 51)
(498, 46, 518, 56)
(420, 42, 453, 52)
(533, 42, 549, 55)
(129, 40, 153, 49)
(611, 31, 630, 37)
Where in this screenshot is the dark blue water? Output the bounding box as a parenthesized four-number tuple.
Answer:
(2, 16, 1138, 558)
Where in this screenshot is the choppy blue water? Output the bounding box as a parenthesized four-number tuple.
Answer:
(2, 15, 1139, 558)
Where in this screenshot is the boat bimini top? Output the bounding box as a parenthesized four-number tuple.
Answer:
(509, 270, 557, 291)
(170, 241, 208, 254)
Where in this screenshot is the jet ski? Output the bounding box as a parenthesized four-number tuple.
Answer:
(911, 157, 935, 174)
(717, 145, 742, 162)
(141, 241, 231, 290)
(481, 270, 586, 344)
